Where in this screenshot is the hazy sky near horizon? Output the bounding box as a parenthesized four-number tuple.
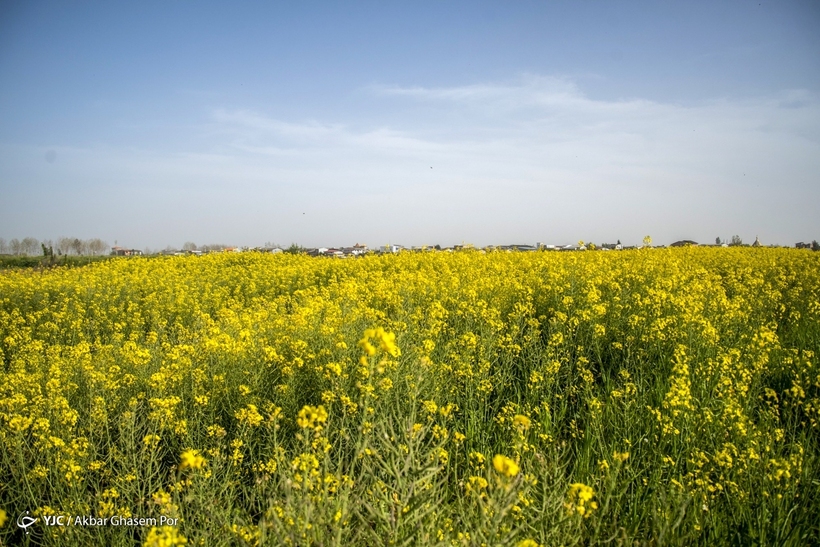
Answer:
(1, 1, 819, 249)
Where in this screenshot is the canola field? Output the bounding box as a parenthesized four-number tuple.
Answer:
(1, 248, 819, 546)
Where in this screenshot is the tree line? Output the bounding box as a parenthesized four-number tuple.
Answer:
(0, 237, 109, 256)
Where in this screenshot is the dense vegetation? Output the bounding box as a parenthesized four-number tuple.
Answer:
(1, 248, 818, 545)
(0, 255, 113, 271)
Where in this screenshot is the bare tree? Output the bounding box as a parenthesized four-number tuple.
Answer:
(88, 238, 108, 256)
(9, 238, 22, 255)
(730, 235, 743, 246)
(0, 238, 7, 254)
(182, 241, 198, 251)
(57, 237, 72, 256)
(21, 237, 39, 255)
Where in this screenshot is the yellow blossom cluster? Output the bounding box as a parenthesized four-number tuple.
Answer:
(0, 247, 817, 544)
(179, 449, 206, 471)
(565, 482, 598, 518)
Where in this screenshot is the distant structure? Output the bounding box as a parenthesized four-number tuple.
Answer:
(110, 246, 143, 256)
(752, 236, 761, 247)
(499, 244, 538, 252)
(350, 243, 368, 256)
(670, 240, 698, 247)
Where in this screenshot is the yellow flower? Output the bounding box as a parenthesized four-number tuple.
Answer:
(0, 508, 7, 528)
(179, 449, 206, 470)
(517, 540, 540, 547)
(493, 454, 520, 477)
(512, 414, 531, 431)
(358, 327, 400, 357)
(376, 329, 400, 357)
(296, 405, 328, 430)
(144, 525, 187, 546)
(565, 482, 598, 518)
(235, 404, 264, 427)
(465, 476, 488, 494)
(143, 434, 161, 448)
(422, 400, 438, 415)
(613, 451, 630, 463)
(359, 339, 377, 356)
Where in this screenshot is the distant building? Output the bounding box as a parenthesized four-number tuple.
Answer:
(110, 246, 143, 256)
(498, 244, 538, 252)
(670, 240, 698, 247)
(344, 243, 368, 256)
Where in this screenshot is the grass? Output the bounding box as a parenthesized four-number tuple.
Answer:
(0, 254, 114, 270)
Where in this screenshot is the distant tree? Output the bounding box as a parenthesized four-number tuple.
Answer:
(41, 242, 54, 258)
(643, 235, 652, 247)
(58, 237, 73, 256)
(730, 235, 743, 246)
(434, 244, 441, 251)
(70, 238, 83, 256)
(0, 238, 6, 254)
(9, 238, 22, 255)
(70, 238, 94, 255)
(616, 239, 621, 245)
(88, 239, 108, 256)
(182, 242, 197, 251)
(21, 237, 39, 256)
(285, 243, 305, 255)
(716, 237, 722, 245)
(813, 240, 820, 252)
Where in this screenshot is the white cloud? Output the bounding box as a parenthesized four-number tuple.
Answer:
(2, 76, 819, 248)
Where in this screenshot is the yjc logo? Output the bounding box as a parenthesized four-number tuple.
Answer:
(17, 511, 38, 534)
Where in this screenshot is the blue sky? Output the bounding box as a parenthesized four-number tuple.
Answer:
(1, 1, 818, 249)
